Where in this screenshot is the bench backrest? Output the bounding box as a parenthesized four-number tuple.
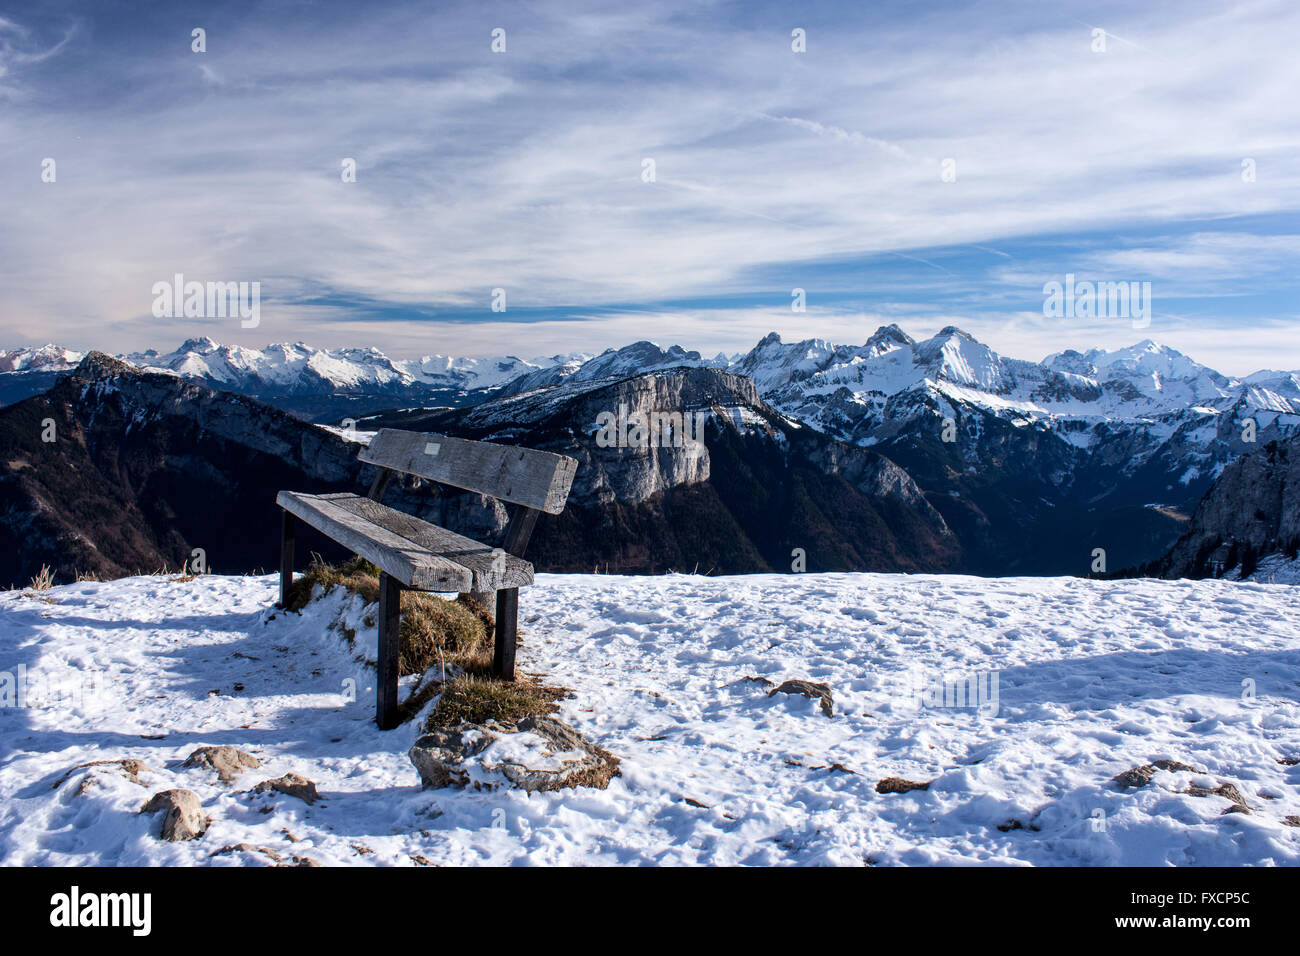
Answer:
(357, 429, 578, 515)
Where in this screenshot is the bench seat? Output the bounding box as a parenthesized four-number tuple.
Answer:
(276, 491, 534, 592)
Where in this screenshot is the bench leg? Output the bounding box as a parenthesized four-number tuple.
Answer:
(493, 587, 519, 681)
(279, 511, 296, 608)
(376, 571, 401, 730)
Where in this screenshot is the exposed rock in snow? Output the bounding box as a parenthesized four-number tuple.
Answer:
(409, 715, 620, 793)
(251, 773, 320, 805)
(183, 746, 263, 784)
(1184, 781, 1251, 812)
(141, 789, 208, 842)
(876, 777, 933, 794)
(53, 758, 151, 790)
(768, 679, 833, 717)
(1111, 759, 1201, 789)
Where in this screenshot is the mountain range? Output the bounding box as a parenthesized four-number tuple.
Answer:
(0, 338, 590, 422)
(3, 327, 1299, 584)
(0, 354, 956, 586)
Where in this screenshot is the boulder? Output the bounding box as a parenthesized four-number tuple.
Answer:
(183, 745, 262, 784)
(502, 716, 621, 792)
(141, 789, 208, 841)
(409, 724, 493, 790)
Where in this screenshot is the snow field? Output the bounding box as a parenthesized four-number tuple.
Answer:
(1, 571, 1297, 865)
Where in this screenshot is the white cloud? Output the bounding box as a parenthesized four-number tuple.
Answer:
(0, 0, 1298, 371)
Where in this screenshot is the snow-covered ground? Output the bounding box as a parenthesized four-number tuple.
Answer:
(1, 572, 1298, 866)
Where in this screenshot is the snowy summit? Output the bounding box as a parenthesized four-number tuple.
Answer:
(2, 571, 1297, 866)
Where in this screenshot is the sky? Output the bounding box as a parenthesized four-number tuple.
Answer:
(2, 0, 1299, 375)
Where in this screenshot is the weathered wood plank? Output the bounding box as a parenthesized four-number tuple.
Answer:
(275, 491, 471, 591)
(376, 571, 401, 730)
(318, 493, 533, 591)
(357, 429, 578, 515)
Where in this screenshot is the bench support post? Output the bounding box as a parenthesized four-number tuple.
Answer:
(367, 466, 393, 502)
(279, 511, 296, 608)
(376, 571, 401, 730)
(464, 504, 540, 661)
(493, 587, 519, 681)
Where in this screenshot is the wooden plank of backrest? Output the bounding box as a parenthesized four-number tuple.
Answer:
(357, 429, 578, 514)
(276, 491, 471, 591)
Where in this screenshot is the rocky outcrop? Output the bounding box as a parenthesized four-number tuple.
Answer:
(375, 366, 961, 574)
(1152, 437, 1300, 579)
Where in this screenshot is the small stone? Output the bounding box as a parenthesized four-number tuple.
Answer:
(211, 843, 283, 863)
(141, 789, 208, 841)
(768, 679, 833, 716)
(1151, 759, 1202, 774)
(1112, 766, 1156, 789)
(876, 777, 932, 794)
(251, 773, 320, 805)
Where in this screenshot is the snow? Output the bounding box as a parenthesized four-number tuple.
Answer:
(1241, 553, 1300, 586)
(739, 327, 1300, 463)
(2, 571, 1298, 866)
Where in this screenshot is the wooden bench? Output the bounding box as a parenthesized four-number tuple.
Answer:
(275, 428, 578, 730)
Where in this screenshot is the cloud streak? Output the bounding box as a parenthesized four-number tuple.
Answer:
(0, 0, 1298, 372)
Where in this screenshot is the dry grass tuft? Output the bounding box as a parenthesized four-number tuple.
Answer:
(284, 555, 381, 610)
(399, 596, 492, 676)
(27, 565, 55, 591)
(284, 556, 494, 676)
(425, 674, 567, 730)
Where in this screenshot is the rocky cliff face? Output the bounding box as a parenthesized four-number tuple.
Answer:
(0, 354, 513, 586)
(369, 365, 960, 575)
(0, 353, 361, 585)
(1152, 436, 1300, 579)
